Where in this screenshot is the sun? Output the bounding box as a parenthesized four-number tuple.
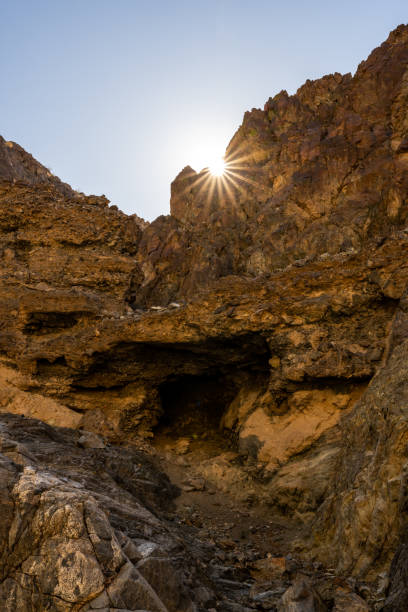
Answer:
(209, 157, 226, 177)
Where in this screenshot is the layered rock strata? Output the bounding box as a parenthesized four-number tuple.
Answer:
(0, 23, 408, 610)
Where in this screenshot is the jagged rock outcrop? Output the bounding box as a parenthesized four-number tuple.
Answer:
(0, 135, 75, 196)
(1, 23, 408, 610)
(0, 413, 201, 611)
(161, 25, 408, 300)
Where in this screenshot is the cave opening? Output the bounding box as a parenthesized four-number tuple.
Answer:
(154, 374, 238, 454)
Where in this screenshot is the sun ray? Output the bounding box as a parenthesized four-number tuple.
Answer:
(225, 159, 253, 172)
(176, 138, 268, 211)
(223, 172, 248, 201)
(222, 173, 239, 207)
(226, 168, 266, 191)
(196, 173, 213, 199)
(224, 141, 255, 167)
(175, 171, 210, 200)
(206, 172, 217, 205)
(223, 172, 242, 193)
(216, 173, 225, 202)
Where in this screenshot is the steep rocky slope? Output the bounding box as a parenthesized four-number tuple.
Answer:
(0, 24, 408, 611)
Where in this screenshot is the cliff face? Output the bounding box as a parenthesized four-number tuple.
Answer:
(160, 24, 408, 302)
(1, 24, 408, 610)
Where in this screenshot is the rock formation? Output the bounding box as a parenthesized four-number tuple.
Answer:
(0, 24, 408, 610)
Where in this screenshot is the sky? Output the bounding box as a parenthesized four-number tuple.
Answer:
(1, 1, 407, 221)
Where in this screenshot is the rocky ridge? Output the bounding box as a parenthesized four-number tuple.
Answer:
(0, 24, 408, 610)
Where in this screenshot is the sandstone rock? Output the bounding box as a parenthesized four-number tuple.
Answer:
(0, 413, 206, 611)
(0, 25, 408, 610)
(106, 562, 167, 611)
(250, 555, 287, 582)
(280, 574, 327, 611)
(180, 477, 205, 491)
(137, 556, 192, 611)
(174, 438, 191, 455)
(308, 337, 408, 579)
(0, 363, 82, 429)
(382, 536, 408, 610)
(78, 431, 106, 449)
(332, 588, 369, 611)
(0, 135, 74, 196)
(237, 388, 353, 471)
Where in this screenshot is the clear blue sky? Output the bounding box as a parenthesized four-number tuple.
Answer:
(1, 1, 406, 220)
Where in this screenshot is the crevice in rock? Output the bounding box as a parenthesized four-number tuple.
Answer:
(23, 310, 94, 335)
(36, 356, 69, 376)
(280, 375, 372, 395)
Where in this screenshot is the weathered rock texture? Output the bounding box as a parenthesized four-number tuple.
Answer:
(0, 413, 202, 611)
(1, 23, 408, 610)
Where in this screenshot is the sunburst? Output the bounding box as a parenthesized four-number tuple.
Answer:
(209, 157, 226, 177)
(176, 141, 266, 210)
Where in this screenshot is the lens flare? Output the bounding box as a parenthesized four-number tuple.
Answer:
(209, 158, 226, 177)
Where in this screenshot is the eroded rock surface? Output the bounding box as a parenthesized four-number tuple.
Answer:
(0, 414, 191, 611)
(0, 23, 408, 611)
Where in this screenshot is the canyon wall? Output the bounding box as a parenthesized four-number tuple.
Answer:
(0, 24, 408, 610)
